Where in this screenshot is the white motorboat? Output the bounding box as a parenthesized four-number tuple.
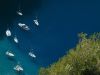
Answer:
(14, 65, 24, 72)
(14, 36, 19, 43)
(29, 52, 36, 58)
(18, 23, 30, 30)
(17, 11, 23, 16)
(6, 51, 14, 57)
(33, 19, 39, 26)
(6, 29, 11, 37)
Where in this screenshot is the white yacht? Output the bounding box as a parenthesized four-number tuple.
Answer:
(29, 52, 36, 58)
(14, 36, 19, 43)
(17, 11, 23, 16)
(18, 23, 30, 30)
(6, 51, 14, 57)
(6, 29, 11, 37)
(14, 65, 24, 72)
(33, 19, 39, 26)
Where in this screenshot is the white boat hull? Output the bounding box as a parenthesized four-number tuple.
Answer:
(14, 37, 19, 43)
(33, 20, 39, 26)
(6, 29, 11, 37)
(14, 65, 23, 72)
(29, 52, 36, 58)
(18, 23, 30, 31)
(6, 51, 14, 57)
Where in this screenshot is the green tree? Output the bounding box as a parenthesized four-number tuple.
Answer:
(39, 33, 100, 75)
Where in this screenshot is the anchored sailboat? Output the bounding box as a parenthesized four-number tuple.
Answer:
(17, 10, 23, 16)
(6, 29, 11, 37)
(14, 36, 19, 43)
(14, 65, 24, 72)
(18, 23, 30, 31)
(29, 52, 36, 58)
(6, 51, 15, 57)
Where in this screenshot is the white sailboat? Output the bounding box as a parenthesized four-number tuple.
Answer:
(14, 36, 19, 43)
(17, 10, 23, 16)
(29, 52, 36, 58)
(6, 29, 11, 37)
(6, 51, 15, 57)
(18, 23, 30, 31)
(33, 19, 39, 26)
(14, 65, 24, 72)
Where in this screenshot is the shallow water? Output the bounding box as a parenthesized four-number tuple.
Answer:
(0, 38, 39, 75)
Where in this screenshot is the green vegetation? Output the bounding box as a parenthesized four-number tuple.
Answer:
(39, 32, 100, 75)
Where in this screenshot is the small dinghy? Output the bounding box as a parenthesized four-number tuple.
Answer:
(29, 52, 36, 58)
(14, 65, 24, 72)
(17, 11, 23, 16)
(33, 19, 39, 26)
(18, 23, 30, 30)
(6, 51, 14, 57)
(6, 29, 11, 37)
(14, 36, 19, 43)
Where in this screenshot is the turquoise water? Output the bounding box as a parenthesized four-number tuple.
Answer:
(0, 38, 39, 75)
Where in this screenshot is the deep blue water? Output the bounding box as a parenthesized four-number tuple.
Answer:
(0, 0, 100, 75)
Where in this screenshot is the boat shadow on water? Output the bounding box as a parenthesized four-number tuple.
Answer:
(15, 71, 25, 75)
(7, 56, 17, 62)
(29, 57, 37, 63)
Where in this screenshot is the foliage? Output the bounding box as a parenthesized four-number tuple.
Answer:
(39, 32, 100, 75)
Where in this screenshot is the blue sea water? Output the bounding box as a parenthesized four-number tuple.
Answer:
(0, 0, 100, 75)
(0, 38, 39, 75)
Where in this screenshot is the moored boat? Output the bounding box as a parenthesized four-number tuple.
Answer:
(18, 23, 30, 31)
(29, 52, 36, 58)
(6, 29, 11, 37)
